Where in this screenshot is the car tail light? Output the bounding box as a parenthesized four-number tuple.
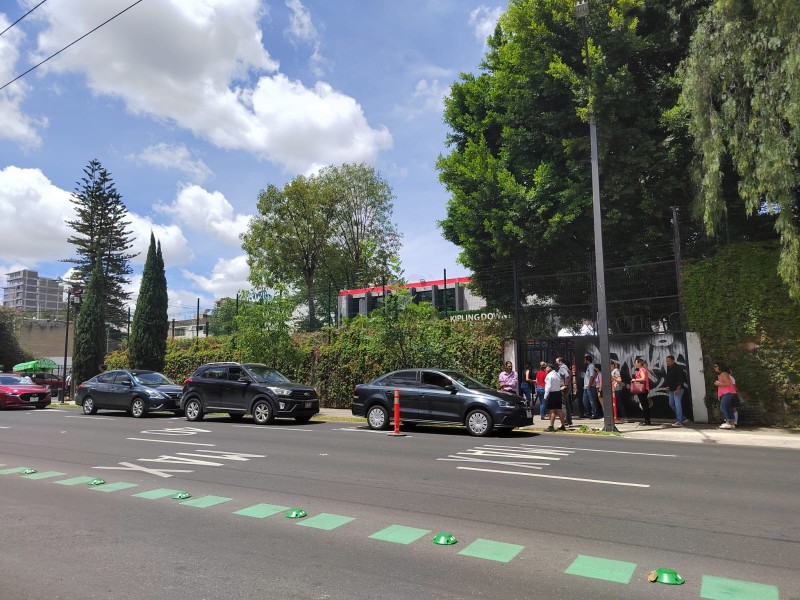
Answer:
(183, 378, 192, 385)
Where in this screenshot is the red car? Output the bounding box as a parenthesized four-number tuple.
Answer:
(0, 373, 52, 409)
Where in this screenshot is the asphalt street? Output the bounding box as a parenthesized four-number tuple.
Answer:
(1, 406, 797, 600)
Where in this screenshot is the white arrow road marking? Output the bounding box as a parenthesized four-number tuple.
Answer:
(231, 425, 314, 432)
(438, 455, 546, 469)
(518, 443, 677, 458)
(66, 415, 114, 420)
(457, 466, 651, 487)
(140, 455, 224, 466)
(93, 462, 192, 478)
(176, 450, 265, 461)
(140, 427, 212, 436)
(127, 438, 216, 446)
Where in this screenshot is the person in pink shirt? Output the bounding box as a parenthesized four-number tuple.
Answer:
(498, 361, 518, 394)
(713, 362, 737, 429)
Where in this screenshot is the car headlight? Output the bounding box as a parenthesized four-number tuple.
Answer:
(145, 389, 165, 398)
(268, 387, 292, 397)
(496, 399, 516, 408)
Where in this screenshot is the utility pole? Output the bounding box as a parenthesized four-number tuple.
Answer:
(195, 298, 200, 347)
(512, 256, 523, 379)
(443, 268, 448, 319)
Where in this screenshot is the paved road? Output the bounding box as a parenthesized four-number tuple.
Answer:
(1, 407, 797, 599)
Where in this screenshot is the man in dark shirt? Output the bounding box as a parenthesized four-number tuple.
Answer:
(665, 355, 688, 427)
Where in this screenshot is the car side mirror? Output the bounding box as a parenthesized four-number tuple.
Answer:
(238, 377, 251, 383)
(444, 384, 457, 393)
(121, 380, 132, 387)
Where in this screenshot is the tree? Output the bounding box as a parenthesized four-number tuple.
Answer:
(437, 0, 708, 312)
(680, 0, 800, 299)
(65, 159, 137, 327)
(235, 287, 299, 375)
(128, 233, 168, 371)
(71, 253, 106, 386)
(209, 296, 241, 336)
(0, 308, 32, 371)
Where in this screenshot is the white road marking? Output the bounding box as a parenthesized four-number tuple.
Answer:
(0, 426, 10, 429)
(94, 462, 192, 478)
(232, 425, 315, 432)
(439, 455, 545, 469)
(517, 443, 677, 458)
(34, 409, 67, 412)
(140, 427, 211, 436)
(457, 466, 651, 488)
(126, 437, 216, 446)
(333, 427, 412, 436)
(65, 415, 115, 420)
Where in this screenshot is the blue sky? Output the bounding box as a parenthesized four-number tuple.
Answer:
(0, 0, 503, 320)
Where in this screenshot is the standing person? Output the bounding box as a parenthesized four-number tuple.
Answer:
(556, 357, 573, 426)
(665, 355, 689, 427)
(582, 355, 600, 419)
(521, 363, 533, 407)
(713, 362, 737, 429)
(632, 357, 652, 426)
(544, 363, 566, 432)
(609, 359, 627, 422)
(535, 362, 547, 420)
(498, 361, 518, 394)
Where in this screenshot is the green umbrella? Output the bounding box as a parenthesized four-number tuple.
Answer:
(12, 358, 58, 372)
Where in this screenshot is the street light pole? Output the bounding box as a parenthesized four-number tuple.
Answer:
(60, 289, 71, 404)
(575, 0, 615, 432)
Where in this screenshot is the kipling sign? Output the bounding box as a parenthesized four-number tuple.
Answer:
(449, 311, 509, 322)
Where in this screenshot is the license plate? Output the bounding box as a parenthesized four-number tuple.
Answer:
(30, 396, 39, 401)
(304, 401, 312, 408)
(526, 409, 532, 418)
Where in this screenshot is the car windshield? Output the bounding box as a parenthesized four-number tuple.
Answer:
(0, 375, 28, 385)
(245, 365, 291, 384)
(441, 371, 489, 390)
(133, 372, 174, 386)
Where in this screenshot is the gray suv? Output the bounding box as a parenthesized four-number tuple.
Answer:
(181, 362, 319, 424)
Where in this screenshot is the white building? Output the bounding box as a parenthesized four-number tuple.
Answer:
(2, 270, 65, 316)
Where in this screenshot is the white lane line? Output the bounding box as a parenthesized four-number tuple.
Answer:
(0, 426, 10, 429)
(333, 427, 412, 437)
(32, 409, 68, 413)
(126, 437, 216, 446)
(519, 443, 677, 458)
(231, 425, 315, 432)
(65, 415, 115, 420)
(457, 466, 651, 488)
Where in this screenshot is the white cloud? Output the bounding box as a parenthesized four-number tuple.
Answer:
(285, 0, 325, 76)
(155, 184, 251, 247)
(469, 5, 503, 44)
(30, 0, 390, 172)
(131, 143, 212, 183)
(181, 254, 250, 299)
(395, 78, 449, 121)
(127, 213, 193, 266)
(0, 16, 47, 148)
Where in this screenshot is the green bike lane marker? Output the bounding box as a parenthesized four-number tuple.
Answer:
(370, 525, 431, 545)
(54, 476, 96, 485)
(90, 482, 139, 493)
(0, 467, 26, 475)
(180, 495, 233, 508)
(296, 513, 354, 531)
(21, 471, 66, 480)
(459, 539, 525, 563)
(700, 575, 780, 600)
(565, 555, 637, 584)
(234, 503, 290, 518)
(132, 488, 183, 500)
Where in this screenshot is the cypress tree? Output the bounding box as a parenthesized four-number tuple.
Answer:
(65, 159, 137, 328)
(0, 308, 32, 371)
(129, 233, 168, 371)
(72, 253, 106, 386)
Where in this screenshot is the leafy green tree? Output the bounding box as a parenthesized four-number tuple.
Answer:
(235, 288, 299, 374)
(129, 234, 168, 370)
(65, 159, 137, 327)
(71, 253, 106, 386)
(0, 308, 32, 371)
(680, 0, 800, 299)
(209, 296, 242, 336)
(437, 0, 708, 311)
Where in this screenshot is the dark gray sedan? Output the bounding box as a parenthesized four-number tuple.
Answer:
(352, 368, 533, 436)
(75, 369, 183, 418)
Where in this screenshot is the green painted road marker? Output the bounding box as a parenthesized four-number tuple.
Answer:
(459, 539, 524, 563)
(180, 495, 232, 508)
(285, 508, 307, 519)
(296, 513, 354, 531)
(565, 555, 637, 584)
(20, 468, 37, 475)
(172, 492, 191, 500)
(700, 575, 779, 600)
(54, 476, 97, 486)
(22, 471, 66, 480)
(0, 467, 25, 475)
(87, 478, 106, 486)
(90, 482, 138, 493)
(132, 488, 183, 500)
(432, 532, 458, 546)
(234, 503, 290, 519)
(370, 525, 431, 545)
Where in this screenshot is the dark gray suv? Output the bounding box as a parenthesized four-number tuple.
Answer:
(181, 362, 319, 424)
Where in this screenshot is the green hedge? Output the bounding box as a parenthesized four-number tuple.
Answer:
(683, 241, 800, 425)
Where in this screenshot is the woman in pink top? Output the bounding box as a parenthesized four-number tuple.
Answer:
(713, 362, 737, 429)
(498, 361, 518, 394)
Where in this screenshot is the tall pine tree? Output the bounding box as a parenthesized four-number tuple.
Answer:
(129, 233, 168, 371)
(65, 159, 137, 328)
(72, 252, 106, 386)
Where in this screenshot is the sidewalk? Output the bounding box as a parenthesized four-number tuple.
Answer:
(317, 407, 800, 449)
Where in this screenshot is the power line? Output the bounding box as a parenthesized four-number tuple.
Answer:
(0, 0, 48, 38)
(0, 0, 144, 93)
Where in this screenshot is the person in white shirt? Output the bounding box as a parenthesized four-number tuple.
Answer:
(544, 363, 566, 432)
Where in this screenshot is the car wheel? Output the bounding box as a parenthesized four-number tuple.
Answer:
(466, 409, 493, 437)
(252, 400, 274, 425)
(366, 404, 390, 430)
(131, 398, 148, 418)
(82, 396, 98, 415)
(294, 415, 312, 424)
(228, 413, 244, 420)
(184, 398, 204, 422)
